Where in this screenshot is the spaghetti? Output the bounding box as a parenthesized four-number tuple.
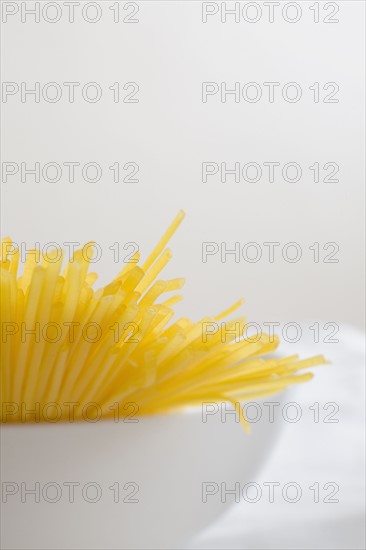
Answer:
(0, 212, 327, 428)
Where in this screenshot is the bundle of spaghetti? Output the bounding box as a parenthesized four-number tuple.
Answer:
(0, 212, 327, 428)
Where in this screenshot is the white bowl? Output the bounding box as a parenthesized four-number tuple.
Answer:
(1, 400, 284, 550)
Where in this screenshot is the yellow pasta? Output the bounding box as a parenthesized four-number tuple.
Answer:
(0, 212, 327, 428)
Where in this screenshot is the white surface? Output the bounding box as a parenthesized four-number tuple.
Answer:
(189, 325, 366, 550)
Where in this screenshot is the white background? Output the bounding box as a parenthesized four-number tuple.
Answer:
(2, 0, 365, 328)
